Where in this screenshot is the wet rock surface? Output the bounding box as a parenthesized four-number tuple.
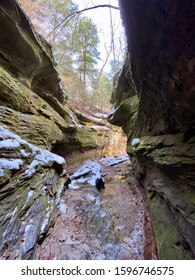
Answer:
(35, 155, 157, 260)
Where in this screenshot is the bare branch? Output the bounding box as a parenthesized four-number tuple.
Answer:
(46, 4, 120, 39)
(57, 15, 81, 65)
(51, 13, 79, 43)
(96, 41, 112, 82)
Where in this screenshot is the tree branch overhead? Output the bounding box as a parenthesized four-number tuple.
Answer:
(47, 4, 120, 39)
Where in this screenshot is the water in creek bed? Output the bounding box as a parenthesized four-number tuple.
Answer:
(34, 154, 157, 260)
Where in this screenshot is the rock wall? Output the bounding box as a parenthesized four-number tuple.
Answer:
(110, 0, 195, 259)
(0, 0, 99, 152)
(0, 0, 126, 259)
(0, 0, 98, 259)
(0, 127, 66, 259)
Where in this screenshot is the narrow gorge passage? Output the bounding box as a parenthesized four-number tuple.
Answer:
(0, 0, 194, 261)
(35, 155, 157, 260)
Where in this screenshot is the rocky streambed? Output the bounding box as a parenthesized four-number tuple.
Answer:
(35, 154, 157, 260)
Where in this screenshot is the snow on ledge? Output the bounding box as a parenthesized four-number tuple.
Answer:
(0, 159, 23, 171)
(0, 126, 66, 177)
(131, 138, 140, 146)
(0, 139, 20, 149)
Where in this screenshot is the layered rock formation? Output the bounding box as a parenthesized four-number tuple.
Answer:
(0, 0, 70, 259)
(109, 0, 195, 259)
(0, 127, 65, 259)
(0, 0, 99, 259)
(0, 0, 126, 259)
(0, 0, 99, 152)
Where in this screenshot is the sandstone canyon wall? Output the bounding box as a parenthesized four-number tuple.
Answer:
(0, 0, 126, 259)
(0, 0, 111, 259)
(109, 0, 195, 259)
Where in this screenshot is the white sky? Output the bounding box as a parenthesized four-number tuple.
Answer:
(74, 0, 125, 73)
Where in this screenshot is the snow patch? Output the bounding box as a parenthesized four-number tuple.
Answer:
(4, 207, 18, 220)
(131, 138, 140, 146)
(20, 149, 30, 157)
(72, 161, 101, 180)
(69, 160, 102, 188)
(24, 160, 39, 178)
(93, 112, 108, 119)
(0, 126, 27, 145)
(0, 139, 20, 149)
(90, 125, 109, 131)
(24, 150, 65, 177)
(99, 154, 129, 166)
(40, 209, 50, 233)
(0, 159, 23, 170)
(59, 201, 67, 214)
(11, 207, 18, 217)
(35, 150, 65, 165)
(26, 190, 34, 203)
(0, 126, 65, 177)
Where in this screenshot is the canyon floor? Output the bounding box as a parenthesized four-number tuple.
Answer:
(34, 154, 157, 260)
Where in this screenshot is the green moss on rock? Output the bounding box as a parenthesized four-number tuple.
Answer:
(0, 106, 62, 149)
(147, 191, 186, 259)
(74, 127, 97, 149)
(129, 134, 195, 167)
(108, 95, 139, 127)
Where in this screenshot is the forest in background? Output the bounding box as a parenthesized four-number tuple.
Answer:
(18, 0, 126, 111)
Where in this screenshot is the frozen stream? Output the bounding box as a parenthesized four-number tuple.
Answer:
(35, 154, 157, 260)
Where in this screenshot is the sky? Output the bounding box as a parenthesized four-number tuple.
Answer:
(74, 0, 126, 73)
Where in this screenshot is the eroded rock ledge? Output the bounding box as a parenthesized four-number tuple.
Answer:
(0, 0, 96, 259)
(109, 0, 195, 259)
(0, 0, 100, 153)
(0, 127, 65, 259)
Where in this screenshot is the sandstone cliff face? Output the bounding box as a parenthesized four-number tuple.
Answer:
(0, 1, 126, 259)
(0, 0, 69, 258)
(0, 0, 99, 152)
(0, 0, 98, 259)
(109, 0, 195, 259)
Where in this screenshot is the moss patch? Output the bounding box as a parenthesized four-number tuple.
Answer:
(74, 127, 97, 149)
(109, 95, 139, 127)
(147, 190, 188, 259)
(0, 106, 62, 149)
